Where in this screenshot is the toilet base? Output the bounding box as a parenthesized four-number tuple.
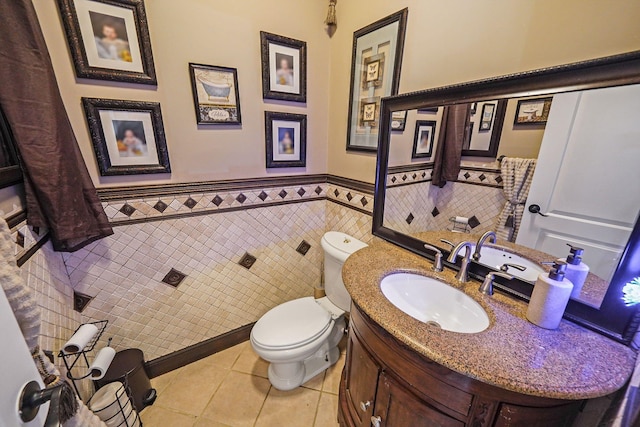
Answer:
(267, 345, 341, 391)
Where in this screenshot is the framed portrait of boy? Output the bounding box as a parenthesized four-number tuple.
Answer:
(189, 63, 242, 125)
(82, 98, 171, 175)
(260, 32, 307, 103)
(57, 0, 157, 84)
(412, 120, 437, 159)
(264, 111, 307, 168)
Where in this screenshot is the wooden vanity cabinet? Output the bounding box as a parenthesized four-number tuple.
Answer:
(338, 304, 584, 427)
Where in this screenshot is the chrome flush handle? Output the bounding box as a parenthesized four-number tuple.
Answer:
(371, 415, 382, 427)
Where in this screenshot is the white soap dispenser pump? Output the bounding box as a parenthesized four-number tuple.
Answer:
(526, 261, 574, 330)
(559, 243, 590, 299)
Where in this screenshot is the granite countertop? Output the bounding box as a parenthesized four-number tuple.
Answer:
(416, 230, 609, 308)
(342, 239, 637, 400)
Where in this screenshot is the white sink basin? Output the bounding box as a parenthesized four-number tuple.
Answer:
(380, 273, 490, 334)
(470, 245, 544, 283)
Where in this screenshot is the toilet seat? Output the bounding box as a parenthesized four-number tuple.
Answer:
(252, 297, 332, 350)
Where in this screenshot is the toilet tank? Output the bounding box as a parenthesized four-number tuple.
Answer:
(321, 232, 368, 312)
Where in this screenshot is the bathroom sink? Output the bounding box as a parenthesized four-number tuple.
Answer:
(380, 273, 489, 333)
(470, 245, 544, 283)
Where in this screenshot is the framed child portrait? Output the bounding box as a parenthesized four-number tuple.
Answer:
(412, 120, 436, 159)
(264, 111, 307, 168)
(260, 32, 307, 103)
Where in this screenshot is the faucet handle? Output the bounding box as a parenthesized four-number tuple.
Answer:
(439, 239, 455, 249)
(423, 244, 443, 272)
(500, 263, 527, 272)
(479, 271, 513, 296)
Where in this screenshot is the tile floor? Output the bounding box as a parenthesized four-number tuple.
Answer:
(140, 340, 345, 427)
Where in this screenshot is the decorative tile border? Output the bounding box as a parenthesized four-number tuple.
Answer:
(387, 164, 502, 189)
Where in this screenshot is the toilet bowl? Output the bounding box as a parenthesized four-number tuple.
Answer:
(250, 231, 367, 391)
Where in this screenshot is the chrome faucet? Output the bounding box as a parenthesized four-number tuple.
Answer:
(423, 244, 443, 272)
(479, 272, 513, 296)
(500, 263, 527, 273)
(446, 241, 473, 283)
(473, 231, 497, 261)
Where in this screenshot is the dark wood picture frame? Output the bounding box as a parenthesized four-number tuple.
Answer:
(260, 32, 307, 103)
(462, 100, 507, 158)
(188, 63, 241, 125)
(412, 120, 436, 159)
(514, 97, 553, 125)
(391, 111, 407, 131)
(479, 102, 496, 131)
(56, 0, 157, 85)
(82, 98, 170, 175)
(346, 8, 408, 152)
(264, 111, 307, 168)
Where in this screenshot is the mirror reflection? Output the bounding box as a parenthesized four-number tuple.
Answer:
(383, 84, 640, 308)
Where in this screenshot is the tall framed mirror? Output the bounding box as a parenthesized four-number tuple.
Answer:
(373, 51, 640, 344)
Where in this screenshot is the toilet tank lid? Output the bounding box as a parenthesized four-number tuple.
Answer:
(321, 232, 368, 262)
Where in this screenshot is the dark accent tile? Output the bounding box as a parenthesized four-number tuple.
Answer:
(162, 268, 187, 287)
(333, 189, 340, 197)
(236, 193, 247, 204)
(391, 176, 397, 183)
(431, 207, 440, 217)
(314, 186, 322, 195)
(412, 173, 417, 179)
(278, 189, 288, 199)
(212, 195, 223, 206)
(184, 197, 197, 209)
(297, 188, 306, 197)
(73, 291, 93, 313)
(258, 191, 268, 201)
(296, 240, 311, 256)
(32, 226, 40, 236)
(464, 172, 471, 180)
(153, 201, 168, 213)
(406, 213, 414, 225)
(495, 175, 503, 184)
(16, 231, 24, 248)
(120, 203, 136, 217)
(421, 172, 426, 178)
(468, 215, 481, 229)
(479, 174, 487, 182)
(239, 253, 257, 270)
(346, 192, 353, 202)
(402, 174, 407, 181)
(360, 197, 368, 207)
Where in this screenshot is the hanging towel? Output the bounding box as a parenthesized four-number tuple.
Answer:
(431, 104, 471, 187)
(496, 158, 537, 242)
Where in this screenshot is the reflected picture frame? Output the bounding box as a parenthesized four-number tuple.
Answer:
(479, 102, 496, 131)
(514, 97, 553, 125)
(265, 111, 307, 168)
(412, 120, 436, 159)
(346, 9, 408, 152)
(189, 63, 241, 125)
(391, 111, 407, 131)
(82, 97, 170, 175)
(57, 0, 157, 84)
(260, 32, 307, 103)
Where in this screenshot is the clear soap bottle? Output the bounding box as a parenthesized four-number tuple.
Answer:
(558, 243, 590, 299)
(526, 261, 574, 330)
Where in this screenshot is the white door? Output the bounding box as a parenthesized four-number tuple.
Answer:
(516, 84, 640, 282)
(0, 286, 49, 427)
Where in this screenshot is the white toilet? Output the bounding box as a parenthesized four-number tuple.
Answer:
(250, 231, 367, 391)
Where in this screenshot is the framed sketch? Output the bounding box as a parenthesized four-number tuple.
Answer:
(265, 111, 307, 168)
(514, 97, 553, 125)
(56, 0, 156, 84)
(260, 32, 307, 102)
(82, 98, 170, 175)
(346, 9, 408, 152)
(391, 111, 407, 131)
(189, 63, 241, 125)
(412, 120, 436, 159)
(479, 102, 496, 131)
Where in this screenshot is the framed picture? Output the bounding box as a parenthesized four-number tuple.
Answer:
(391, 111, 407, 131)
(346, 9, 408, 152)
(265, 111, 307, 168)
(82, 98, 170, 175)
(470, 103, 477, 114)
(418, 107, 439, 114)
(189, 63, 241, 125)
(514, 97, 553, 125)
(462, 100, 507, 158)
(260, 32, 307, 102)
(463, 121, 474, 150)
(56, 0, 156, 84)
(412, 120, 437, 159)
(479, 102, 496, 131)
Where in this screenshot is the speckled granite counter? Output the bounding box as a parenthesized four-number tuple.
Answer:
(342, 240, 637, 400)
(417, 230, 609, 308)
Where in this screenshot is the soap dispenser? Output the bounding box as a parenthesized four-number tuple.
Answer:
(526, 261, 573, 330)
(558, 243, 590, 299)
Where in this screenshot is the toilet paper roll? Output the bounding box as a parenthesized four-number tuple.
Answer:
(63, 323, 99, 354)
(454, 216, 469, 224)
(90, 346, 116, 380)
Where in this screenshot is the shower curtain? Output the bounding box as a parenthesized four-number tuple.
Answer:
(496, 157, 537, 242)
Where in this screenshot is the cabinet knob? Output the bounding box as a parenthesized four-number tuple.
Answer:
(371, 415, 382, 427)
(360, 400, 371, 411)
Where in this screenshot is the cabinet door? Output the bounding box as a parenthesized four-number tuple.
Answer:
(344, 331, 381, 427)
(372, 373, 464, 427)
(493, 402, 582, 427)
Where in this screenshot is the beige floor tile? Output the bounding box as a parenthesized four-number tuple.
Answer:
(193, 419, 233, 427)
(154, 360, 230, 417)
(150, 367, 182, 395)
(232, 343, 269, 378)
(201, 371, 271, 427)
(314, 392, 339, 427)
(322, 353, 345, 395)
(255, 386, 321, 427)
(302, 370, 325, 391)
(140, 405, 196, 427)
(195, 344, 245, 370)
